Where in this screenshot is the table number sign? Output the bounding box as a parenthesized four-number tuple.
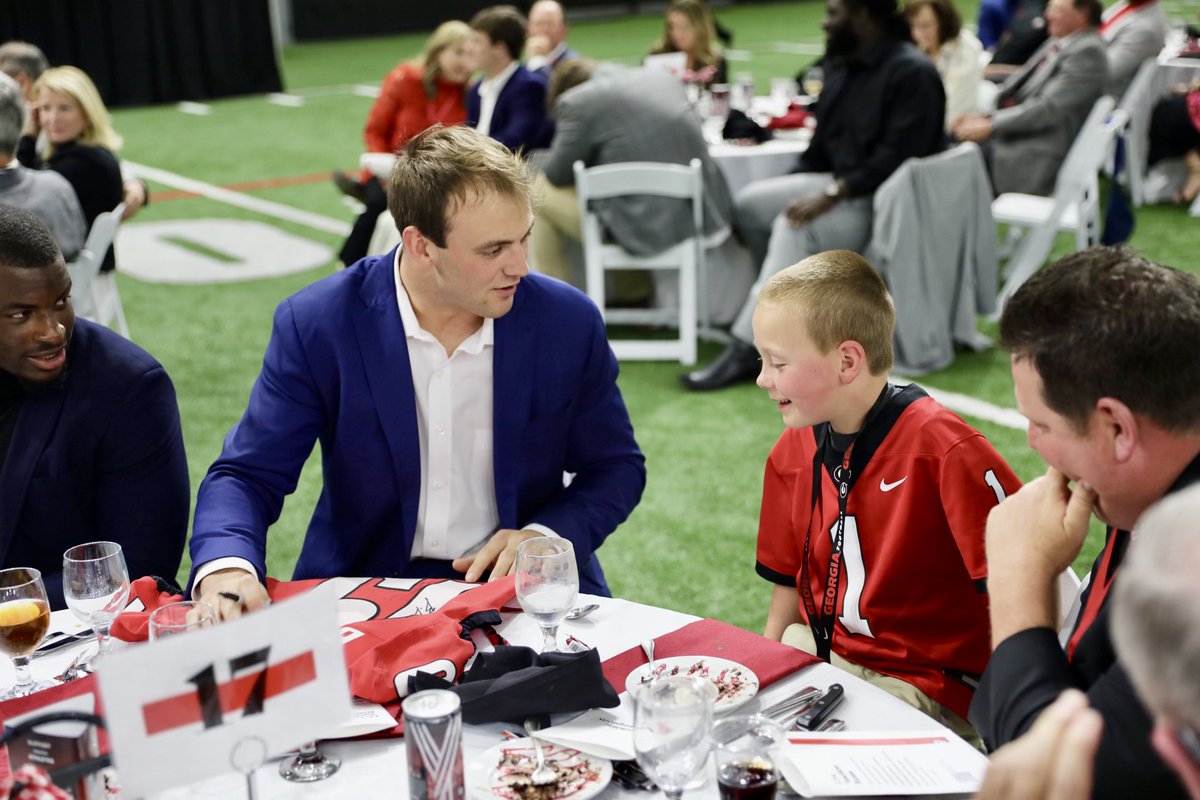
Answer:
(96, 586, 351, 798)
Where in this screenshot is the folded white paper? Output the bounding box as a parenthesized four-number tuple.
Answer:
(325, 699, 397, 740)
(536, 695, 636, 761)
(779, 730, 987, 797)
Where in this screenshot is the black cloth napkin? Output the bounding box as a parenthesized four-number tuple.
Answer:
(723, 109, 773, 143)
(408, 646, 620, 725)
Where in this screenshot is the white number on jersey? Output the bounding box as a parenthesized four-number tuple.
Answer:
(830, 515, 875, 638)
(984, 469, 1008, 505)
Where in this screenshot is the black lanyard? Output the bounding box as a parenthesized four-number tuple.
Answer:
(798, 436, 854, 662)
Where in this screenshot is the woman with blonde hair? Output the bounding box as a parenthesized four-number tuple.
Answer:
(17, 65, 125, 271)
(648, 0, 728, 87)
(334, 20, 474, 265)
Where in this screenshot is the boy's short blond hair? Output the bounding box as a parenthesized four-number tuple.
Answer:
(758, 250, 895, 375)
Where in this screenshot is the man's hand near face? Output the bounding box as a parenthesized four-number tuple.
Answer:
(985, 466, 1097, 646)
(195, 567, 271, 622)
(452, 528, 545, 583)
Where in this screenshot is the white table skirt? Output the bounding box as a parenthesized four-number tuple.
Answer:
(5, 596, 967, 799)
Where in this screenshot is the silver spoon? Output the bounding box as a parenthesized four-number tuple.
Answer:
(565, 603, 600, 620)
(522, 719, 558, 786)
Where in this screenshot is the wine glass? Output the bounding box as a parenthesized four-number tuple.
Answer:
(62, 541, 130, 666)
(279, 740, 341, 782)
(0, 567, 52, 699)
(515, 537, 579, 653)
(802, 65, 825, 99)
(633, 674, 716, 800)
(149, 600, 215, 640)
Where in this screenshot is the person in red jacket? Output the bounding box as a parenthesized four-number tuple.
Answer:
(334, 20, 474, 265)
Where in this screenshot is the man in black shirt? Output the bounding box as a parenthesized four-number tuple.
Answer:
(681, 0, 945, 390)
(0, 206, 188, 608)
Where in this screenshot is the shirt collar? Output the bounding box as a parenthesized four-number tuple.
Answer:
(479, 61, 520, 98)
(393, 248, 494, 353)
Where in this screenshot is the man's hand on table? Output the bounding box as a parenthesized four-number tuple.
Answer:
(196, 568, 271, 622)
(985, 466, 1096, 646)
(452, 528, 545, 583)
(978, 689, 1102, 800)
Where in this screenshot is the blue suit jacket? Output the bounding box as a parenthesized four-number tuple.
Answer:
(190, 252, 645, 596)
(0, 320, 190, 609)
(467, 64, 554, 152)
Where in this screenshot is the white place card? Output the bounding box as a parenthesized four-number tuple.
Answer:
(779, 730, 987, 796)
(97, 586, 351, 798)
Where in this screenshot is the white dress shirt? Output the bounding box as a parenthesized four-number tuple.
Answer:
(475, 61, 519, 137)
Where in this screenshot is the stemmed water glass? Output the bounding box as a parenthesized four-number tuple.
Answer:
(62, 541, 130, 667)
(633, 674, 716, 800)
(515, 537, 579, 653)
(0, 567, 52, 699)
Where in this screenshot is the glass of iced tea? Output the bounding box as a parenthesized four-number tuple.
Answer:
(712, 715, 785, 800)
(0, 567, 52, 699)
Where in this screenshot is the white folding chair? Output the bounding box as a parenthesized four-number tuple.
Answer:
(993, 96, 1123, 310)
(69, 202, 129, 338)
(1115, 58, 1161, 207)
(573, 159, 706, 364)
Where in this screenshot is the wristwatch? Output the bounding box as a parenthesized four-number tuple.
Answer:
(823, 180, 843, 200)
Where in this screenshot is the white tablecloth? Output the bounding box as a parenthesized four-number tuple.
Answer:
(4, 597, 968, 799)
(709, 135, 811, 198)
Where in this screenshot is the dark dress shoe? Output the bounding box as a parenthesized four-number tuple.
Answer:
(679, 339, 760, 391)
(332, 170, 367, 203)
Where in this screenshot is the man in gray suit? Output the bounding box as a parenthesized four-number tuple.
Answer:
(529, 59, 733, 289)
(0, 72, 84, 260)
(952, 0, 1107, 196)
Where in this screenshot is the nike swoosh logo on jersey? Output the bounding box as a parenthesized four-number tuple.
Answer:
(880, 477, 907, 492)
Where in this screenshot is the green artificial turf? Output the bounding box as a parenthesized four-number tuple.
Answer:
(107, 3, 1200, 633)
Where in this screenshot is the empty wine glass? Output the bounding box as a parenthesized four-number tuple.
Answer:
(62, 541, 130, 666)
(515, 537, 579, 653)
(633, 674, 716, 800)
(149, 600, 216, 640)
(279, 741, 341, 782)
(0, 567, 52, 699)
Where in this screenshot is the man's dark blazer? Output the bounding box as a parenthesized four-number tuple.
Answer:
(970, 454, 1200, 800)
(0, 319, 189, 609)
(467, 64, 554, 153)
(189, 251, 645, 596)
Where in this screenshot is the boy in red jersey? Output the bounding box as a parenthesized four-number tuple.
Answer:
(752, 250, 1020, 737)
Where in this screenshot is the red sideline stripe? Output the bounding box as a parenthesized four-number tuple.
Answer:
(150, 171, 336, 203)
(787, 735, 950, 746)
(142, 651, 317, 735)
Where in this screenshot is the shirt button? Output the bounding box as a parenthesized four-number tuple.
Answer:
(437, 427, 445, 435)
(434, 480, 443, 489)
(430, 540, 440, 548)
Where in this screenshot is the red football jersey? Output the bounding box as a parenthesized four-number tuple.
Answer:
(756, 386, 1021, 717)
(113, 576, 515, 705)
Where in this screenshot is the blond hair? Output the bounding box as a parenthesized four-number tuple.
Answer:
(388, 124, 533, 248)
(651, 0, 722, 69)
(758, 250, 895, 375)
(33, 66, 122, 156)
(419, 20, 473, 99)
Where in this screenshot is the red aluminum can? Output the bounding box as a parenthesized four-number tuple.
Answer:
(403, 689, 465, 800)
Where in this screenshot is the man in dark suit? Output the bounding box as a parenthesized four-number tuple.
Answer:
(0, 205, 188, 608)
(971, 246, 1196, 799)
(952, 0, 1107, 196)
(525, 0, 579, 79)
(190, 126, 645, 621)
(467, 6, 553, 153)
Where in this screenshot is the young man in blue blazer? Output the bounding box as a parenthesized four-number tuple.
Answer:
(466, 6, 554, 153)
(190, 126, 645, 620)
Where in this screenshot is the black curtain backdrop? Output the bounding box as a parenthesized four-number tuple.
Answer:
(0, 0, 282, 108)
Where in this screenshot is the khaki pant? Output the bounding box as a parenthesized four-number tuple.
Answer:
(781, 623, 982, 748)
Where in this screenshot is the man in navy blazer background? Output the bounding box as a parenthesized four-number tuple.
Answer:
(190, 126, 645, 621)
(0, 205, 188, 608)
(467, 6, 554, 153)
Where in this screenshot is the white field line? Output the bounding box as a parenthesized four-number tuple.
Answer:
(176, 101, 212, 116)
(266, 92, 306, 107)
(894, 378, 1028, 431)
(125, 161, 351, 236)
